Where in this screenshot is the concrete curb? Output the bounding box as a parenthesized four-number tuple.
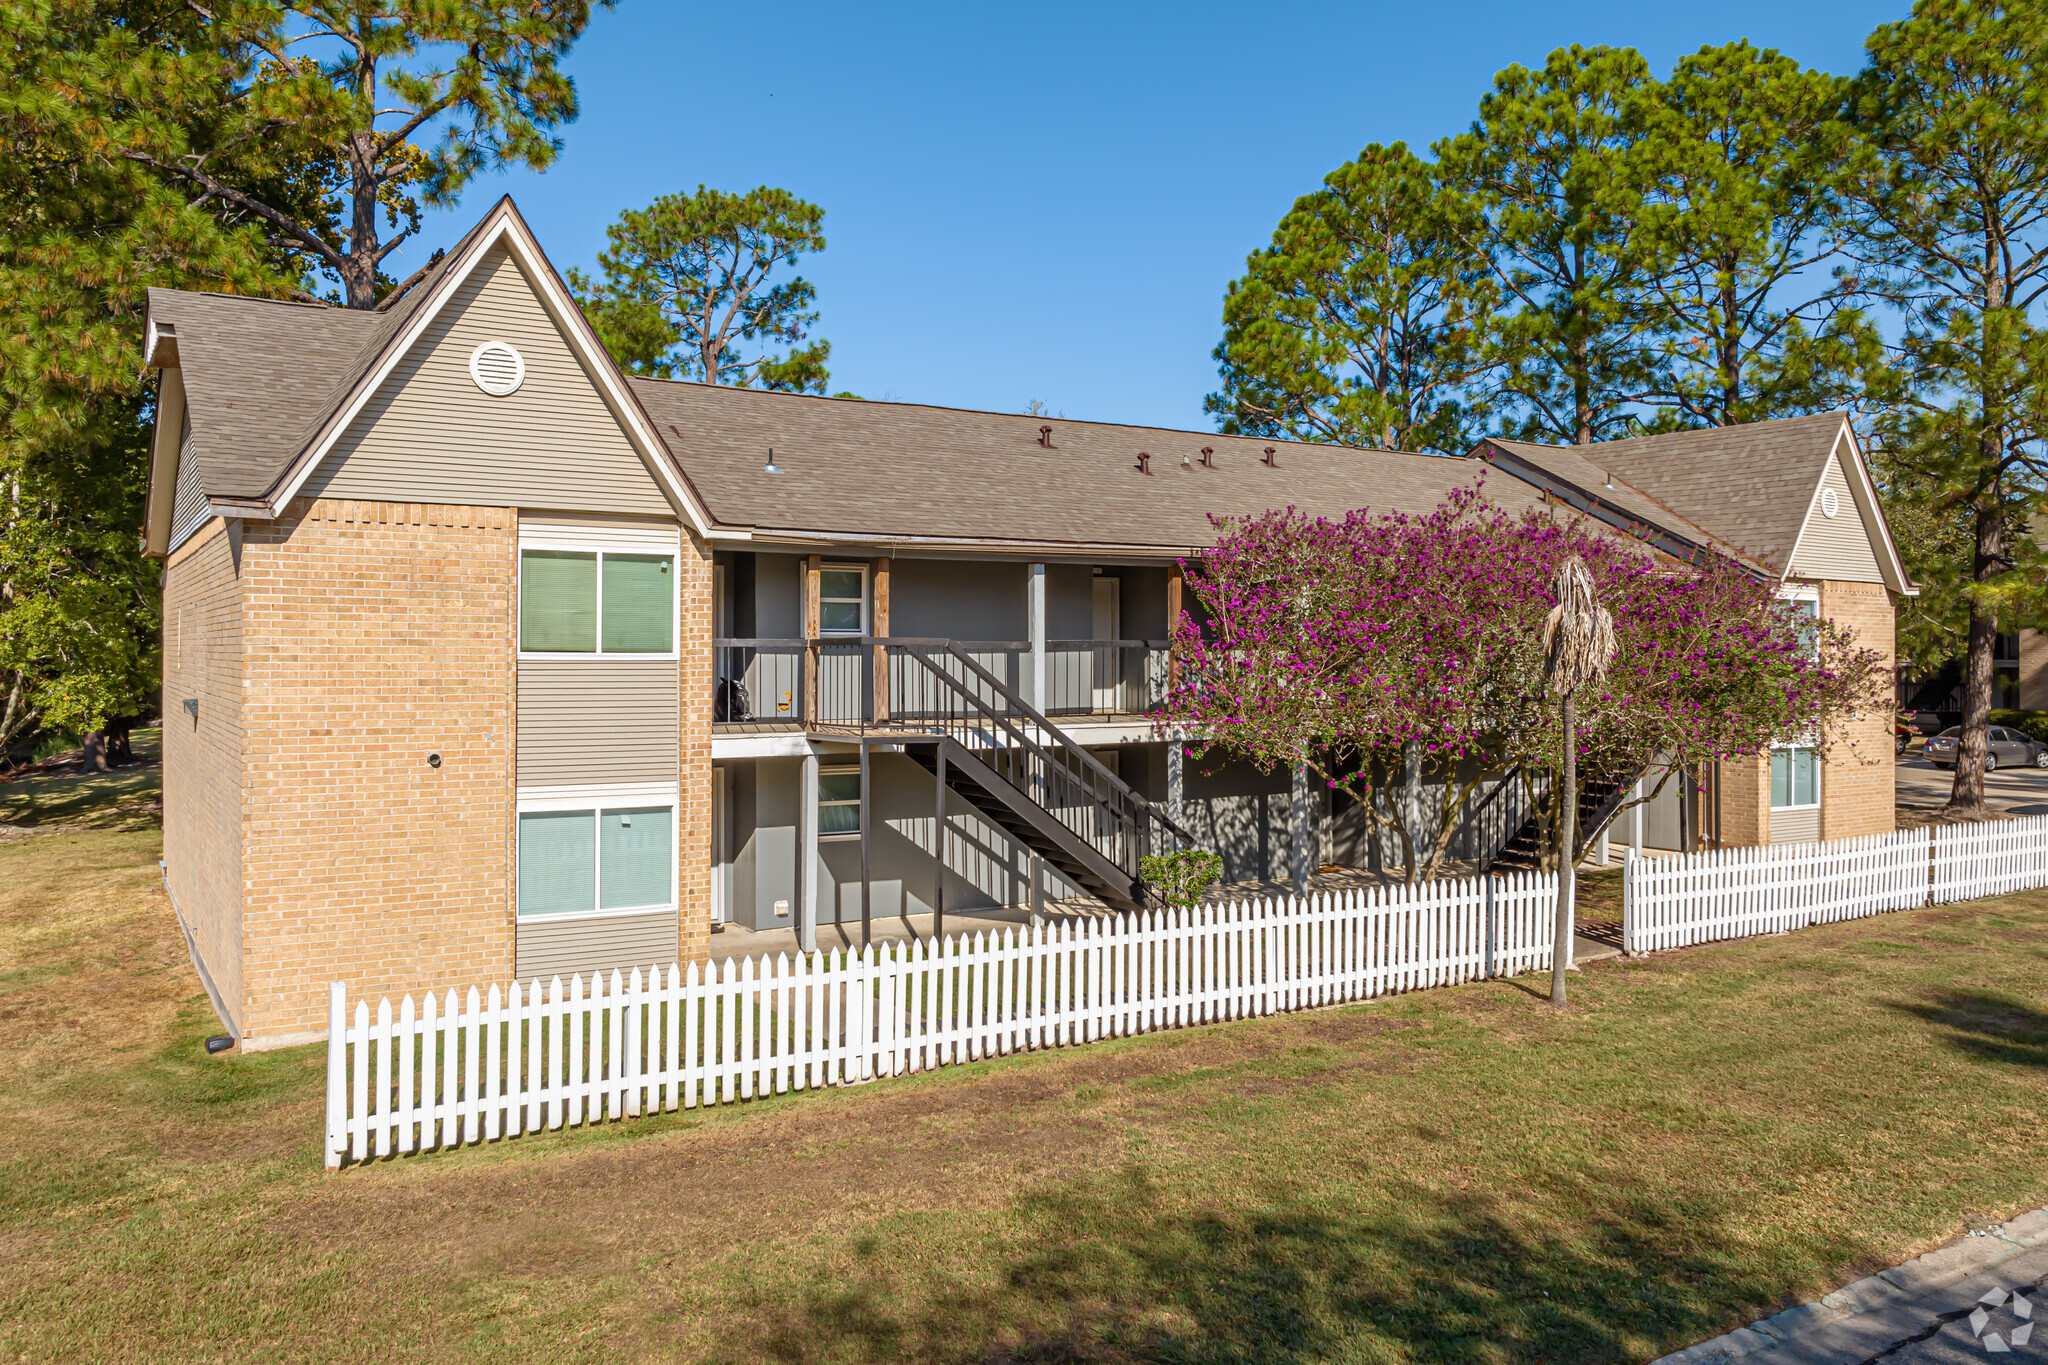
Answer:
(1653, 1208, 2048, 1365)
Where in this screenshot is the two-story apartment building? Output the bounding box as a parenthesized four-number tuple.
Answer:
(143, 198, 1911, 1050)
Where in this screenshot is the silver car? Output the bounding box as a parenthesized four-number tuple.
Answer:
(1924, 725, 2048, 770)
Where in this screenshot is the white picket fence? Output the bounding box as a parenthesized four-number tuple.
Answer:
(325, 871, 1559, 1166)
(1624, 813, 2048, 953)
(1622, 828, 1933, 952)
(1930, 812, 2048, 904)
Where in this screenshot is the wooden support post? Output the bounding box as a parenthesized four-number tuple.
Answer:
(803, 554, 821, 728)
(872, 556, 891, 723)
(1167, 563, 1184, 691)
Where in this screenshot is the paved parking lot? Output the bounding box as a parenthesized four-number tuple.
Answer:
(1896, 753, 2048, 817)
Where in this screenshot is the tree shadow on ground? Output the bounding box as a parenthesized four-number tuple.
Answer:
(1888, 989, 2048, 1070)
(722, 1169, 1838, 1365)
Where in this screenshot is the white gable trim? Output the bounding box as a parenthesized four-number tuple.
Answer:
(1781, 420, 1914, 595)
(141, 366, 188, 557)
(264, 202, 713, 537)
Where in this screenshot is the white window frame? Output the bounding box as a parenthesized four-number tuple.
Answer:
(515, 782, 679, 921)
(817, 561, 869, 637)
(517, 525, 682, 661)
(818, 764, 863, 839)
(1776, 582, 1821, 660)
(1769, 744, 1822, 811)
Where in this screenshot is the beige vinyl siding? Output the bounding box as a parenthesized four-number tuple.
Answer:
(1787, 454, 1884, 583)
(515, 909, 678, 981)
(161, 521, 245, 1032)
(1770, 805, 1820, 844)
(303, 245, 674, 516)
(172, 411, 207, 536)
(517, 657, 680, 785)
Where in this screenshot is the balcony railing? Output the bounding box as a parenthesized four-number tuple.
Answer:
(713, 637, 1170, 731)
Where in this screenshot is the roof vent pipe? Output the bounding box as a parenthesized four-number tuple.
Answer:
(1038, 425, 1053, 448)
(1200, 446, 1215, 468)
(764, 447, 781, 474)
(1604, 470, 1614, 489)
(1262, 446, 1277, 467)
(1135, 451, 1151, 475)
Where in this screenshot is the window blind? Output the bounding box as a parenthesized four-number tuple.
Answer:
(599, 806, 673, 909)
(601, 554, 673, 653)
(518, 810, 596, 915)
(521, 551, 597, 652)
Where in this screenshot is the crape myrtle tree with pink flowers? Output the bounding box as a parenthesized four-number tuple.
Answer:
(1159, 486, 1889, 885)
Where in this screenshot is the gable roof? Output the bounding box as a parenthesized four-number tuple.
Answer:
(626, 379, 1541, 552)
(1478, 414, 1914, 594)
(142, 197, 712, 552)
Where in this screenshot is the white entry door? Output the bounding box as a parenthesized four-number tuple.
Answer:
(1092, 577, 1121, 712)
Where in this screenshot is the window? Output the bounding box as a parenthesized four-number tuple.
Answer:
(517, 804, 674, 916)
(819, 768, 862, 835)
(520, 549, 674, 654)
(1770, 746, 1819, 809)
(818, 565, 866, 635)
(1779, 593, 1820, 658)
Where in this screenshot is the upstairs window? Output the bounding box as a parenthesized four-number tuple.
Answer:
(818, 565, 867, 635)
(521, 549, 674, 655)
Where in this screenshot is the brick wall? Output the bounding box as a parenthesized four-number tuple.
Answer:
(1719, 754, 1770, 848)
(161, 519, 246, 1032)
(1819, 579, 1897, 840)
(677, 529, 715, 959)
(237, 498, 516, 1045)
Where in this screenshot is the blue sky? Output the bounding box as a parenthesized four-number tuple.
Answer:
(401, 0, 1907, 431)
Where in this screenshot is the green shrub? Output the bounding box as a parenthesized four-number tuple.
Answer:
(1990, 709, 2048, 743)
(1140, 848, 1224, 909)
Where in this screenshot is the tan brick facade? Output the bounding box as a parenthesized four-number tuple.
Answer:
(677, 529, 716, 959)
(1818, 579, 1898, 841)
(1719, 753, 1771, 848)
(161, 520, 247, 1031)
(237, 498, 518, 1046)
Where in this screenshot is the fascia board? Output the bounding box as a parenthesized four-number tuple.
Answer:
(142, 367, 187, 558)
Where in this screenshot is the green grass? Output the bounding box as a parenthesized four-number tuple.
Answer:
(0, 746, 2045, 1363)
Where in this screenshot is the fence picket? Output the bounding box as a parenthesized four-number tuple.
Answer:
(326, 817, 2048, 1167)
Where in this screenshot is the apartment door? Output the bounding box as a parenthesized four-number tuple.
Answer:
(1092, 577, 1121, 712)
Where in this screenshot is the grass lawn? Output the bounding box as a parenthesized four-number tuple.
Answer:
(2, 738, 2046, 1363)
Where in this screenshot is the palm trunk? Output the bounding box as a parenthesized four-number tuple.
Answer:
(1551, 691, 1576, 1008)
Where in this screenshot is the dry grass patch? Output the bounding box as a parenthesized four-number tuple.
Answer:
(0, 745, 2045, 1362)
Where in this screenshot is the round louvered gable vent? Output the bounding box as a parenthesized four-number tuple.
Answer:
(469, 341, 526, 396)
(1820, 487, 1840, 518)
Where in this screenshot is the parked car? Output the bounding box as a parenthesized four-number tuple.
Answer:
(1923, 725, 2048, 770)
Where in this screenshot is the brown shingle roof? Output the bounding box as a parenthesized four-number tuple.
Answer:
(145, 210, 485, 504)
(625, 378, 1544, 549)
(1483, 413, 1849, 574)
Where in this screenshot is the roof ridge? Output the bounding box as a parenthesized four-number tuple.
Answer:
(623, 373, 1470, 458)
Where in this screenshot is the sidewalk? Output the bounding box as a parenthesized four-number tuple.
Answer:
(1655, 1207, 2048, 1365)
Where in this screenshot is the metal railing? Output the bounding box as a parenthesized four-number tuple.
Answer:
(1041, 639, 1171, 718)
(714, 638, 1169, 728)
(710, 636, 1191, 895)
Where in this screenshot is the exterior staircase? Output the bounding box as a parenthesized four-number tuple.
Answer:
(860, 641, 1193, 913)
(1486, 766, 1647, 873)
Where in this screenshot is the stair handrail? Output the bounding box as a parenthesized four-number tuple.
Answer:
(927, 642, 1196, 848)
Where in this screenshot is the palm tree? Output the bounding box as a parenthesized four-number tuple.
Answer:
(1542, 556, 1616, 1008)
